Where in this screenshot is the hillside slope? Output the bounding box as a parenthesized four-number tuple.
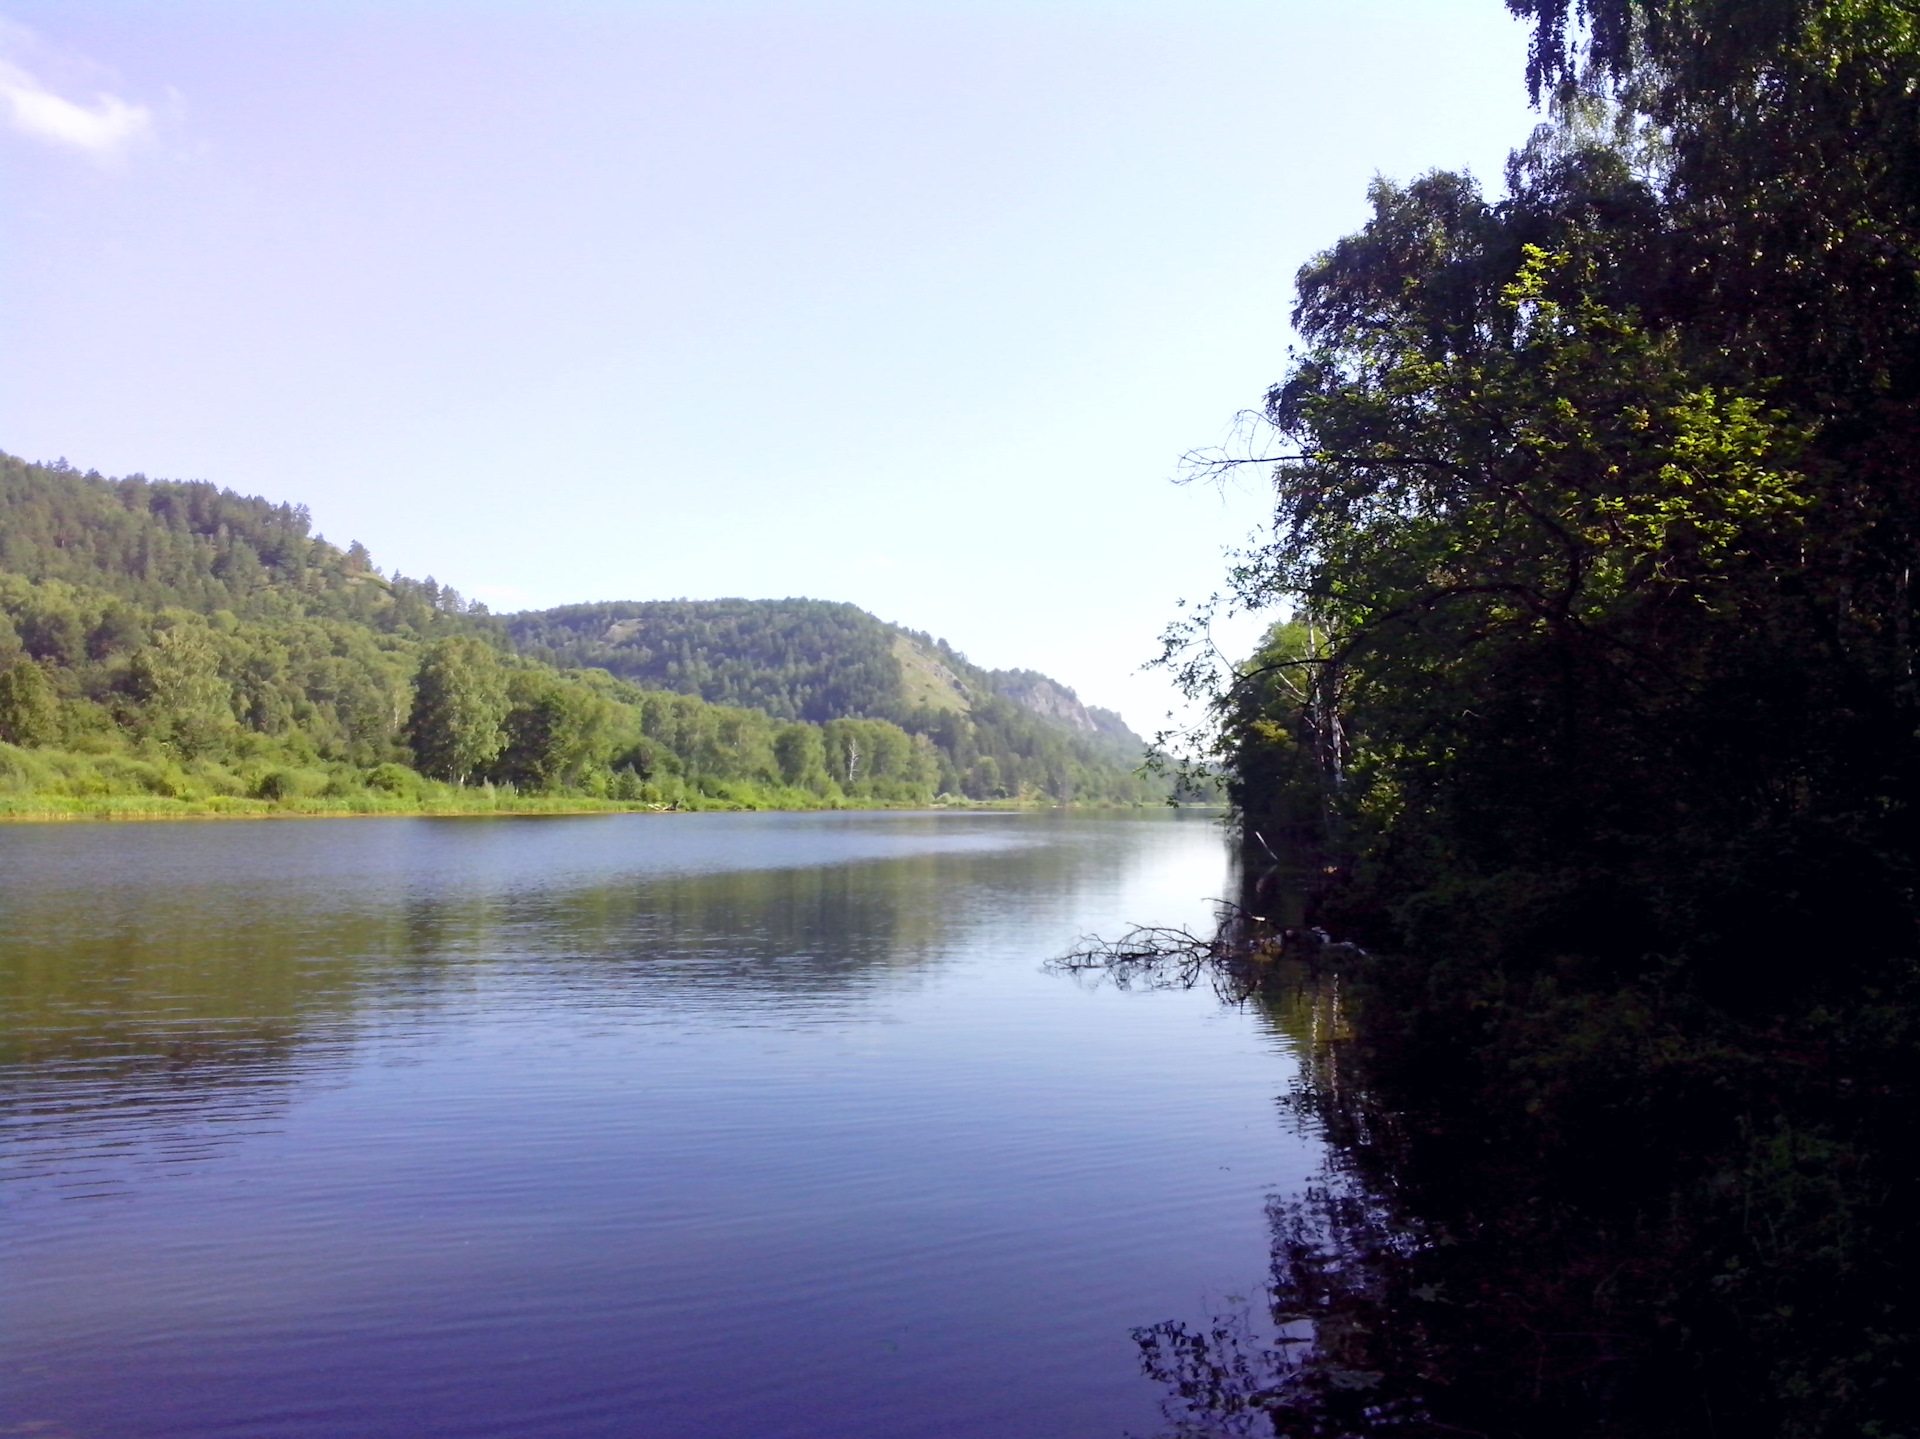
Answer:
(1, 454, 1162, 810)
(507, 599, 1153, 800)
(0, 453, 485, 636)
(0, 456, 936, 811)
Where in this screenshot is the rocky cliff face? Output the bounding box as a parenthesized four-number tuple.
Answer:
(990, 671, 1105, 735)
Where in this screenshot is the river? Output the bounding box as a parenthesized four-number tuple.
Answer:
(1, 810, 1318, 1439)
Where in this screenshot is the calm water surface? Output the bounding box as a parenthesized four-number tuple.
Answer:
(1, 810, 1317, 1438)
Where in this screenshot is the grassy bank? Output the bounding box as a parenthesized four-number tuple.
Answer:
(0, 740, 1158, 821)
(0, 740, 855, 820)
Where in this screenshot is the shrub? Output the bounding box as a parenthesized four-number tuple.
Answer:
(253, 769, 299, 801)
(366, 762, 421, 796)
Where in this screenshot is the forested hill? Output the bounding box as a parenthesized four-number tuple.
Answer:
(0, 452, 488, 635)
(506, 599, 1150, 798)
(508, 600, 907, 724)
(2, 454, 1162, 809)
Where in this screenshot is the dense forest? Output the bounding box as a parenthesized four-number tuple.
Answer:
(509, 599, 1157, 802)
(1142, 1, 1920, 1434)
(0, 455, 1157, 814)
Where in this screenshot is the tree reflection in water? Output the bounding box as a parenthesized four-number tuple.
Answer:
(1062, 903, 1919, 1439)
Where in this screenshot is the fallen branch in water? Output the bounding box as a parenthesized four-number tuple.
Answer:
(1052, 924, 1231, 991)
(1050, 906, 1366, 1002)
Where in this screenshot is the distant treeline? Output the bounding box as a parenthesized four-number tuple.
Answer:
(0, 455, 1160, 813)
(510, 600, 1158, 803)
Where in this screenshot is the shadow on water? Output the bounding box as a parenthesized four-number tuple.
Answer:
(1073, 873, 1920, 1439)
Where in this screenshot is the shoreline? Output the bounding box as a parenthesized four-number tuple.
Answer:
(0, 796, 1189, 825)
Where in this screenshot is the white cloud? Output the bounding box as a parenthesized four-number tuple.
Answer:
(0, 53, 152, 161)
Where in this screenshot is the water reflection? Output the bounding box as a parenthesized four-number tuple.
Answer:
(3, 809, 1309, 1439)
(0, 814, 1130, 1181)
(1125, 920, 1920, 1438)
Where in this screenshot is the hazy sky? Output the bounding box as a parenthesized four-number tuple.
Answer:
(1, 1, 1540, 731)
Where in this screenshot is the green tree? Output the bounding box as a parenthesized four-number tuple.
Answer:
(1177, 150, 1828, 968)
(128, 621, 235, 756)
(406, 638, 508, 784)
(492, 672, 613, 791)
(0, 657, 58, 747)
(773, 722, 833, 794)
(20, 604, 85, 666)
(821, 717, 933, 799)
(1158, 9, 1920, 1432)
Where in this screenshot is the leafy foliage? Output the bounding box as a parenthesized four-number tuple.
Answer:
(1160, 3, 1920, 1432)
(0, 658, 57, 748)
(1186, 87, 1913, 996)
(406, 638, 511, 784)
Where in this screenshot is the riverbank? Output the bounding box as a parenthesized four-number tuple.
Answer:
(0, 747, 1177, 821)
(0, 795, 1139, 821)
(0, 742, 810, 820)
(0, 792, 655, 821)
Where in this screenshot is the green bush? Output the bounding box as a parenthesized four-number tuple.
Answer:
(253, 769, 299, 801)
(366, 762, 421, 796)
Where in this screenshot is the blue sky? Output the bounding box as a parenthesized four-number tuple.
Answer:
(1, 1, 1540, 732)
